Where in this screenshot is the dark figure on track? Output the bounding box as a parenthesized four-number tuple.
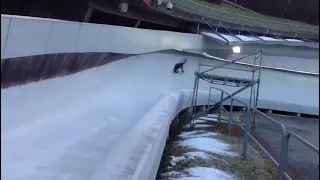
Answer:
(173, 59, 187, 74)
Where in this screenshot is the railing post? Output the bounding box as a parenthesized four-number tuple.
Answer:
(228, 98, 234, 136)
(207, 87, 212, 114)
(242, 106, 250, 159)
(219, 91, 223, 121)
(190, 75, 198, 114)
(276, 133, 291, 180)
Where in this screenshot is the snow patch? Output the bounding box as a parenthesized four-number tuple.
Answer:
(170, 152, 212, 166)
(185, 151, 212, 160)
(182, 167, 236, 180)
(179, 131, 218, 139)
(180, 138, 237, 156)
(194, 124, 214, 128)
(171, 156, 186, 166)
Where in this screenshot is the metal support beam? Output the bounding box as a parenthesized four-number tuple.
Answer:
(228, 99, 234, 135)
(242, 107, 250, 158)
(84, 3, 94, 23)
(219, 92, 224, 121)
(134, 19, 141, 28)
(276, 133, 291, 180)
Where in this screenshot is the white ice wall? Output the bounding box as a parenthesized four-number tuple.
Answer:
(0, 15, 208, 58)
(1, 14, 319, 74)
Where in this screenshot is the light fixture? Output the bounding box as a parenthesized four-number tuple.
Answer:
(232, 46, 241, 53)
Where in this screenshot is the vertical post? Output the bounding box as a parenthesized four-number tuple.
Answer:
(194, 77, 200, 115)
(255, 51, 263, 108)
(219, 91, 223, 121)
(276, 133, 290, 180)
(228, 98, 234, 135)
(190, 75, 198, 114)
(252, 55, 257, 126)
(196, 23, 200, 34)
(207, 87, 212, 114)
(242, 106, 250, 158)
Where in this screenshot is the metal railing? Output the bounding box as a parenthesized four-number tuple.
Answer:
(172, 0, 319, 36)
(204, 86, 319, 180)
(189, 48, 319, 179)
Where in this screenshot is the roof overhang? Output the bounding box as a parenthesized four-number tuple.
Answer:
(201, 31, 319, 49)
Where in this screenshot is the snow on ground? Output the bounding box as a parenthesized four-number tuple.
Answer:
(161, 120, 239, 180)
(178, 167, 236, 180)
(185, 151, 212, 160)
(170, 152, 213, 166)
(178, 131, 218, 139)
(180, 137, 237, 156)
(194, 124, 214, 128)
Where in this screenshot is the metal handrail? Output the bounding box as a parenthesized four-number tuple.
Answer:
(199, 51, 261, 75)
(208, 86, 287, 137)
(173, 0, 319, 33)
(207, 86, 290, 180)
(192, 48, 318, 179)
(288, 131, 319, 154)
(202, 52, 320, 76)
(207, 86, 318, 180)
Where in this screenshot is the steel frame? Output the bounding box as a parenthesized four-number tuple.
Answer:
(190, 51, 263, 122)
(187, 50, 319, 180)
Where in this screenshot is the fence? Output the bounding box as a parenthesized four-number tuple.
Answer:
(206, 87, 319, 180)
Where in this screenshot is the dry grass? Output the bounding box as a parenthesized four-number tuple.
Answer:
(157, 120, 276, 180)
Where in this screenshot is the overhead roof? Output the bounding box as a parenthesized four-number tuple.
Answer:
(201, 31, 319, 49)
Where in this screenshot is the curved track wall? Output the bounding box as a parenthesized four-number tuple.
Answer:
(1, 14, 319, 180)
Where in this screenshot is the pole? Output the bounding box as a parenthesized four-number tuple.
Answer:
(190, 75, 198, 114)
(207, 87, 212, 114)
(229, 99, 234, 135)
(276, 133, 290, 180)
(255, 51, 263, 108)
(219, 91, 223, 121)
(242, 106, 250, 159)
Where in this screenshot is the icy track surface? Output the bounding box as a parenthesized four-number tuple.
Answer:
(1, 52, 204, 180)
(1, 52, 318, 180)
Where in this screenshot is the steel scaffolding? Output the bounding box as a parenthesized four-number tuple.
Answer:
(189, 51, 263, 124)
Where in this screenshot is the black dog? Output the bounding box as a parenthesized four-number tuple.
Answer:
(173, 59, 187, 74)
